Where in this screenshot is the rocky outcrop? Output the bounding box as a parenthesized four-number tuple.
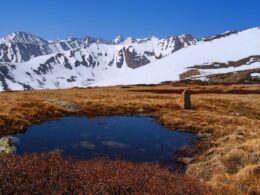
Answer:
(0, 137, 16, 154)
(124, 47, 150, 69)
(202, 31, 238, 42)
(190, 55, 260, 70)
(179, 69, 200, 80)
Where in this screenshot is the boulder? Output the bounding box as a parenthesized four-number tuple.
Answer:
(197, 132, 211, 139)
(178, 89, 191, 109)
(6, 136, 20, 145)
(0, 137, 16, 154)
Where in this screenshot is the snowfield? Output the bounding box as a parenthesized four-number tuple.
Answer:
(251, 72, 260, 78)
(93, 27, 260, 86)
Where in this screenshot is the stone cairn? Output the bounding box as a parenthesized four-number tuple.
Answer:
(178, 89, 191, 109)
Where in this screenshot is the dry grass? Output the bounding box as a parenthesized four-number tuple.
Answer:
(0, 153, 212, 194)
(0, 83, 259, 194)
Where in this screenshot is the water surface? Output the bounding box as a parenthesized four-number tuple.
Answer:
(12, 116, 196, 164)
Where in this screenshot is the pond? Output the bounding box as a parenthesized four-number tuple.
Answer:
(7, 116, 197, 165)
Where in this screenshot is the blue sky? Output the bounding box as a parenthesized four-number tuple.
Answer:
(1, 0, 259, 40)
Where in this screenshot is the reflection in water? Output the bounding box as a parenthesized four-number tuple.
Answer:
(102, 141, 130, 149)
(11, 116, 196, 165)
(80, 141, 96, 149)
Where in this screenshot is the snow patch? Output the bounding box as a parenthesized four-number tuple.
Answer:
(251, 72, 260, 78)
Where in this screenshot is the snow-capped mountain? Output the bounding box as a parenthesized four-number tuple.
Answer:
(0, 32, 195, 63)
(0, 32, 111, 63)
(0, 32, 196, 90)
(112, 36, 125, 44)
(94, 27, 260, 86)
(0, 32, 48, 45)
(0, 27, 259, 91)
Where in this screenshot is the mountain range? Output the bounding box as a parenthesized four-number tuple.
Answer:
(0, 27, 259, 91)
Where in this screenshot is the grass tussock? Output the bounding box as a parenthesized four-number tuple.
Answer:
(0, 83, 259, 194)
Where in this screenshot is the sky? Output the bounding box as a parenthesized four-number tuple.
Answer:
(1, 0, 260, 40)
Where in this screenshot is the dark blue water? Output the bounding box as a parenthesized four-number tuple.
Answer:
(12, 116, 196, 164)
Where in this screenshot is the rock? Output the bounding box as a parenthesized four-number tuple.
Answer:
(178, 89, 191, 109)
(49, 148, 64, 155)
(197, 132, 211, 139)
(80, 141, 96, 149)
(48, 99, 81, 112)
(137, 108, 144, 113)
(0, 137, 17, 154)
(102, 141, 130, 149)
(177, 157, 194, 165)
(6, 136, 20, 145)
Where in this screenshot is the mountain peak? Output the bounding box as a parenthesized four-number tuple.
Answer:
(112, 35, 125, 44)
(0, 31, 48, 45)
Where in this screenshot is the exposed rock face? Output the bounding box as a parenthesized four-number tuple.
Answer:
(202, 31, 238, 42)
(0, 137, 16, 154)
(179, 69, 200, 80)
(190, 55, 260, 70)
(178, 89, 191, 109)
(124, 47, 151, 69)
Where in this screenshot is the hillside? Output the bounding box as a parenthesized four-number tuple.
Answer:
(94, 27, 260, 86)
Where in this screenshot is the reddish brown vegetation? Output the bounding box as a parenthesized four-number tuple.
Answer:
(0, 153, 212, 194)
